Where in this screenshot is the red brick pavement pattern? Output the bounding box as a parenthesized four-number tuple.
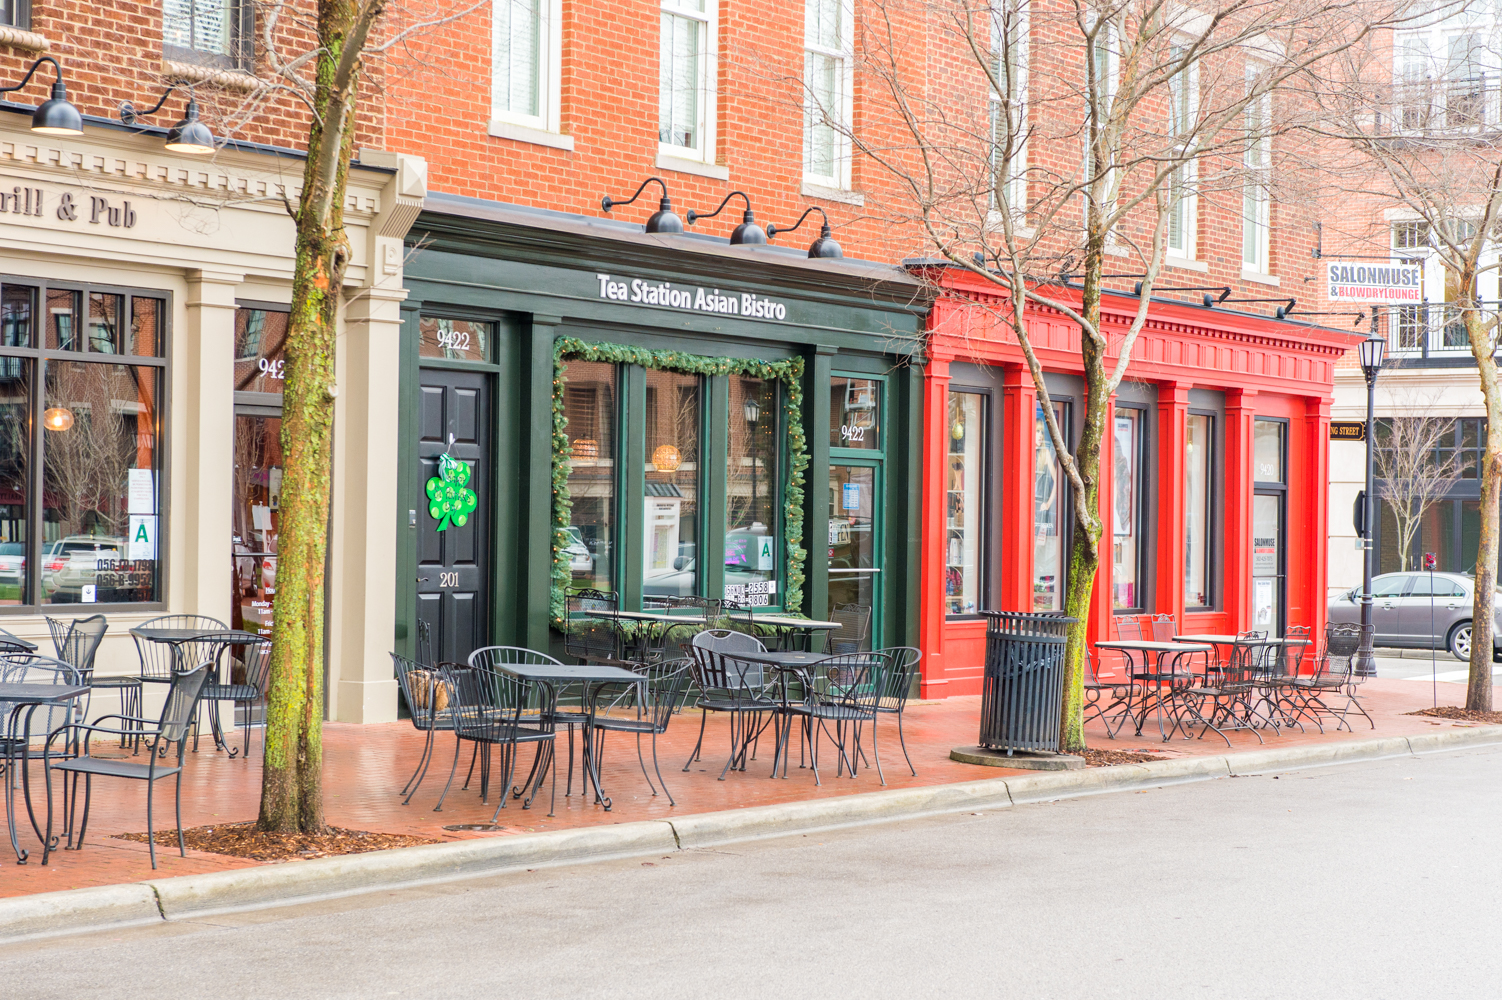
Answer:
(0, 679, 1470, 899)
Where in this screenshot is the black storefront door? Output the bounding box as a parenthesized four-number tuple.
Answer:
(416, 368, 490, 665)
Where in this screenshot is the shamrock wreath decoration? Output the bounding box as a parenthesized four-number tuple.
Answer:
(425, 453, 477, 531)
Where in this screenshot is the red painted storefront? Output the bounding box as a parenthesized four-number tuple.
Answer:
(916, 269, 1361, 698)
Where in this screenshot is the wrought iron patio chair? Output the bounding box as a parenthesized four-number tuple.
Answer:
(1288, 623, 1373, 732)
(1148, 614, 1178, 642)
(41, 660, 211, 869)
(867, 646, 921, 776)
(391, 651, 458, 806)
(1258, 625, 1311, 731)
(200, 637, 272, 758)
(684, 629, 776, 779)
(1180, 631, 1270, 746)
(564, 589, 626, 665)
(827, 602, 871, 654)
(588, 658, 694, 805)
(778, 652, 886, 784)
(1083, 648, 1134, 739)
(437, 660, 557, 820)
(1, 656, 82, 841)
(467, 645, 593, 799)
(46, 615, 109, 725)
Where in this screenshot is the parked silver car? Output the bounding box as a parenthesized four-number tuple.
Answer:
(1328, 571, 1502, 660)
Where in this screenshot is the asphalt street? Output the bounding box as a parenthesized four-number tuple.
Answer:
(3, 744, 1499, 999)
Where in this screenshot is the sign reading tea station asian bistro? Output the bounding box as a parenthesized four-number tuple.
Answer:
(0, 182, 138, 228)
(597, 273, 790, 321)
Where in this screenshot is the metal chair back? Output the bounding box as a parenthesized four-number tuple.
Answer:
(468, 646, 566, 714)
(689, 628, 768, 690)
(133, 614, 228, 681)
(872, 646, 920, 712)
(440, 660, 555, 742)
(0, 654, 80, 744)
(565, 589, 621, 663)
(1279, 624, 1311, 678)
(391, 652, 451, 731)
(158, 661, 213, 747)
(415, 619, 434, 667)
(47, 615, 108, 681)
(1225, 631, 1269, 687)
(1320, 622, 1365, 685)
(827, 602, 872, 654)
(1114, 615, 1143, 640)
(804, 652, 885, 715)
(594, 658, 693, 733)
(1149, 614, 1177, 643)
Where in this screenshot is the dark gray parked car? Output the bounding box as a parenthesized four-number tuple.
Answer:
(1328, 571, 1502, 660)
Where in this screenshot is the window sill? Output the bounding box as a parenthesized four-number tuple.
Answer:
(1241, 269, 1280, 286)
(162, 58, 261, 93)
(801, 182, 864, 207)
(1166, 256, 1208, 273)
(0, 26, 48, 53)
(655, 151, 729, 181)
(487, 119, 574, 151)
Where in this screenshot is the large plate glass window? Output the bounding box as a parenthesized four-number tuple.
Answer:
(642, 370, 701, 599)
(1034, 401, 1068, 611)
(0, 279, 165, 608)
(946, 391, 985, 615)
(726, 376, 779, 606)
(1111, 407, 1143, 610)
(563, 360, 617, 594)
(1185, 413, 1212, 607)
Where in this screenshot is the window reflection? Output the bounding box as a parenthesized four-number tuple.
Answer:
(727, 376, 778, 605)
(563, 360, 616, 594)
(1033, 402, 1066, 611)
(830, 376, 880, 449)
(0, 359, 29, 604)
(1112, 409, 1141, 610)
(1185, 414, 1211, 607)
(946, 392, 984, 615)
(642, 369, 700, 599)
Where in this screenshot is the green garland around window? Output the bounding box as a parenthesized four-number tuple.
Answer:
(550, 337, 807, 629)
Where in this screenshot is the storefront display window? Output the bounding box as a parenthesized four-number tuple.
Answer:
(726, 376, 779, 606)
(1033, 401, 1067, 611)
(0, 280, 165, 608)
(946, 392, 984, 615)
(642, 369, 701, 599)
(563, 359, 617, 594)
(1185, 413, 1211, 607)
(235, 308, 289, 392)
(1254, 418, 1284, 482)
(830, 376, 880, 449)
(1112, 408, 1142, 610)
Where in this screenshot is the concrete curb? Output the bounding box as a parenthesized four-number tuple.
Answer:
(4, 724, 1501, 943)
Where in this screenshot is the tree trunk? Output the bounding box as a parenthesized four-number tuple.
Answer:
(1468, 351, 1501, 712)
(259, 0, 378, 833)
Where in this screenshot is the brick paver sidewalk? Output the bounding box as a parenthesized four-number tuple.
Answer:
(0, 677, 1471, 899)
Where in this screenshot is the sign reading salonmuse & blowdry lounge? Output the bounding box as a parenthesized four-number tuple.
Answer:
(597, 273, 790, 320)
(1326, 261, 1423, 304)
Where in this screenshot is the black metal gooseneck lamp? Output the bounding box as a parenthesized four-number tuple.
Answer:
(0, 56, 84, 135)
(767, 206, 844, 258)
(601, 176, 684, 234)
(120, 85, 217, 155)
(687, 191, 767, 245)
(1355, 330, 1386, 677)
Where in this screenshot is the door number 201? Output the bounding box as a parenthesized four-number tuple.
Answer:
(438, 572, 459, 588)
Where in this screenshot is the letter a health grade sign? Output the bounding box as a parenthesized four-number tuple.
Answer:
(1326, 261, 1423, 304)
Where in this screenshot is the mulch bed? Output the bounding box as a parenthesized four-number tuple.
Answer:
(1405, 706, 1502, 726)
(115, 823, 440, 862)
(1082, 747, 1167, 766)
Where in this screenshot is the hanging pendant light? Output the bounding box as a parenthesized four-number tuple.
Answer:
(767, 206, 844, 258)
(0, 57, 84, 136)
(687, 191, 768, 246)
(601, 177, 684, 234)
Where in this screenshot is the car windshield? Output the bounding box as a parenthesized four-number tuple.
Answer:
(0, 543, 22, 555)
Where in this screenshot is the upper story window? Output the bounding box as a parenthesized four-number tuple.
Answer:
(1166, 44, 1198, 259)
(163, 0, 252, 70)
(0, 1, 30, 28)
(1395, 14, 1499, 134)
(1241, 66, 1272, 273)
(804, 0, 854, 190)
(660, 0, 717, 162)
(989, 1, 1029, 214)
(492, 0, 564, 137)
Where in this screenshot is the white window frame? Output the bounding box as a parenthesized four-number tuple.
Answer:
(1083, 16, 1120, 227)
(1166, 42, 1199, 261)
(1241, 66, 1272, 274)
(989, 1, 1030, 216)
(658, 0, 718, 165)
(803, 0, 855, 190)
(489, 0, 568, 149)
(1392, 8, 1499, 135)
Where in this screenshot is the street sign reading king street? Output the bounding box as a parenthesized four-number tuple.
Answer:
(1326, 261, 1423, 304)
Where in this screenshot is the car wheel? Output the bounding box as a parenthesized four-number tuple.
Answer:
(1448, 622, 1472, 661)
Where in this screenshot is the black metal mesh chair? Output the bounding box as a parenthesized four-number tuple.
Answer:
(437, 660, 558, 821)
(869, 646, 921, 776)
(133, 614, 229, 685)
(1289, 622, 1373, 732)
(1148, 614, 1177, 643)
(589, 659, 693, 805)
(468, 646, 590, 799)
(779, 652, 886, 784)
(1181, 631, 1269, 746)
(391, 651, 456, 806)
(1259, 625, 1311, 731)
(42, 660, 212, 869)
(1, 656, 82, 840)
(826, 603, 871, 654)
(565, 589, 626, 665)
(684, 629, 775, 779)
(1084, 648, 1134, 738)
(200, 638, 272, 758)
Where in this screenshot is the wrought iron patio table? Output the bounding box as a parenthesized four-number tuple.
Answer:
(1095, 641, 1212, 742)
(128, 628, 266, 754)
(491, 661, 645, 810)
(0, 683, 89, 863)
(725, 614, 840, 652)
(729, 650, 876, 777)
(1175, 634, 1312, 728)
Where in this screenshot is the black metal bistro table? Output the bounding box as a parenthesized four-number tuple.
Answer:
(725, 614, 840, 652)
(727, 649, 876, 778)
(128, 628, 267, 755)
(492, 661, 646, 811)
(1095, 640, 1212, 742)
(0, 683, 90, 863)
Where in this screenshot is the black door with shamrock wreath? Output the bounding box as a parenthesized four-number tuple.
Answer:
(416, 368, 491, 665)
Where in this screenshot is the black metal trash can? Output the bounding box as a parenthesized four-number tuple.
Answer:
(978, 611, 1077, 754)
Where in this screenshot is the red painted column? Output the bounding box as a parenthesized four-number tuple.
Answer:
(1088, 396, 1115, 645)
(1001, 365, 1037, 612)
(919, 354, 952, 698)
(1156, 382, 1190, 626)
(1304, 395, 1332, 644)
(1224, 389, 1258, 631)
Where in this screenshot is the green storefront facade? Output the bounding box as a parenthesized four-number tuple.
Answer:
(395, 194, 926, 664)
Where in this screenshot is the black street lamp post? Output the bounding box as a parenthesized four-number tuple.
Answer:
(1355, 331, 1386, 677)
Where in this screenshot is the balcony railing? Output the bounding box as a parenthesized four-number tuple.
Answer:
(1391, 76, 1501, 134)
(1386, 303, 1500, 358)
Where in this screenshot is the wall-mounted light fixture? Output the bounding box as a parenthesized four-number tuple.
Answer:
(767, 206, 843, 258)
(0, 57, 83, 136)
(120, 84, 216, 155)
(43, 406, 74, 432)
(687, 191, 767, 246)
(601, 177, 683, 234)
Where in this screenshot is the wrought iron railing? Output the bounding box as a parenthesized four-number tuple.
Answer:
(1385, 303, 1502, 358)
(1391, 76, 1501, 134)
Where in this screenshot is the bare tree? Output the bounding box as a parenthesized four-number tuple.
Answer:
(1311, 7, 1502, 709)
(835, 0, 1406, 751)
(1372, 393, 1464, 571)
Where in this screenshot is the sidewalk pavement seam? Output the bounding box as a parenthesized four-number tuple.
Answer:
(3, 725, 1500, 944)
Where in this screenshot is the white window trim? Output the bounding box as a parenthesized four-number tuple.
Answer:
(659, 0, 718, 165)
(490, 0, 564, 139)
(1166, 42, 1199, 262)
(1241, 67, 1272, 274)
(989, 1, 1030, 217)
(803, 0, 855, 191)
(1083, 16, 1120, 229)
